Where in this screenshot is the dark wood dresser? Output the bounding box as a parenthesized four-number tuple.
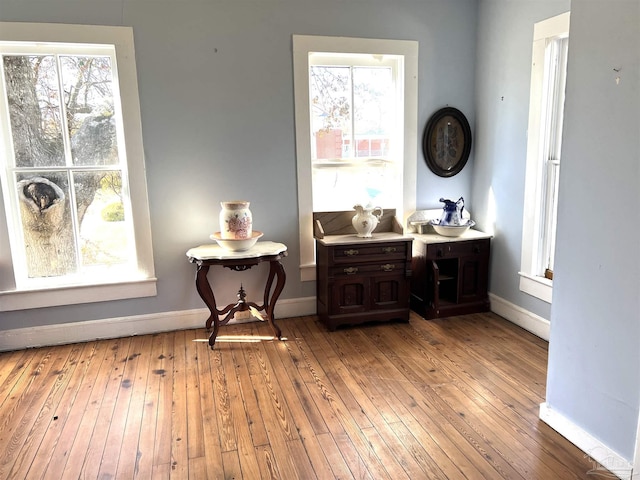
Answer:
(314, 210, 413, 331)
(410, 230, 491, 319)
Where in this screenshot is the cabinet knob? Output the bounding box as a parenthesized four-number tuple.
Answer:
(344, 249, 359, 256)
(473, 245, 480, 254)
(380, 264, 395, 272)
(344, 267, 358, 275)
(382, 246, 397, 254)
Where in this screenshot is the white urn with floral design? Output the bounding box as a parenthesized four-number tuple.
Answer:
(219, 201, 252, 239)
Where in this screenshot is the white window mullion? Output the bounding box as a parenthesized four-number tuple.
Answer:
(67, 170, 84, 270)
(55, 54, 74, 168)
(54, 54, 85, 272)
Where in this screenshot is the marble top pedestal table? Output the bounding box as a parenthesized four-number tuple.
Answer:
(186, 241, 287, 349)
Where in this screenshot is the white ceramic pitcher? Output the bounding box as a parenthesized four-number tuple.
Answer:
(352, 204, 383, 238)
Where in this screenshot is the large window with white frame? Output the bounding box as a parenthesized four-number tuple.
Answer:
(520, 12, 570, 303)
(0, 22, 156, 311)
(293, 35, 418, 281)
(309, 54, 401, 210)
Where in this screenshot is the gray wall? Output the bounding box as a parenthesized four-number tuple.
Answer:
(0, 0, 477, 330)
(546, 0, 640, 461)
(474, 0, 639, 463)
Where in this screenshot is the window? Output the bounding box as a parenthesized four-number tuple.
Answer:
(293, 35, 418, 281)
(0, 23, 156, 311)
(520, 12, 570, 303)
(309, 55, 400, 211)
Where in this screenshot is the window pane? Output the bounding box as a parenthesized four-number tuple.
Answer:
(16, 172, 76, 277)
(60, 56, 119, 166)
(311, 159, 399, 210)
(353, 67, 392, 158)
(310, 66, 352, 160)
(75, 171, 131, 267)
(3, 55, 65, 167)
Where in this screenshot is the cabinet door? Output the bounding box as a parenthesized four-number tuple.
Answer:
(370, 271, 409, 310)
(458, 255, 488, 303)
(330, 275, 370, 315)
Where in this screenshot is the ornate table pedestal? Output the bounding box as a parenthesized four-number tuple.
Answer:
(186, 241, 287, 348)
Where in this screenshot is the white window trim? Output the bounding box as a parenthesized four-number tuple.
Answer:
(519, 12, 569, 304)
(293, 35, 418, 282)
(0, 22, 156, 311)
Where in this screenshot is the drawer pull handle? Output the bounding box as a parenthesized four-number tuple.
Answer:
(344, 267, 358, 275)
(344, 249, 359, 256)
(381, 264, 395, 272)
(382, 247, 397, 254)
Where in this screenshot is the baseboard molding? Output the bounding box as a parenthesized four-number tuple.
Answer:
(1, 293, 547, 351)
(0, 296, 317, 352)
(539, 403, 633, 479)
(489, 292, 550, 340)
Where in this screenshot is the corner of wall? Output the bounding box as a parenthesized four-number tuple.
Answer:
(489, 292, 550, 340)
(539, 402, 633, 480)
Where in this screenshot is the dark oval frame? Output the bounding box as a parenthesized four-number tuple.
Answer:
(422, 106, 472, 178)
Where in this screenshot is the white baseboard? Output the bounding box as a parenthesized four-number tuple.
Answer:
(489, 292, 550, 340)
(539, 403, 634, 479)
(1, 293, 546, 350)
(0, 296, 316, 352)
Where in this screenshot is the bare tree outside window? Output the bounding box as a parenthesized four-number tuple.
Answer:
(310, 66, 351, 137)
(3, 53, 130, 278)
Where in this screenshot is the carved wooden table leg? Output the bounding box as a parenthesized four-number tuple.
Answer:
(194, 263, 221, 347)
(263, 259, 285, 340)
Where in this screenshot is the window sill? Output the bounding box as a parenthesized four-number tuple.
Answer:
(518, 272, 552, 304)
(0, 278, 157, 311)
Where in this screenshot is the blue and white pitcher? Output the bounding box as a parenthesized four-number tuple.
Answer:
(438, 197, 465, 226)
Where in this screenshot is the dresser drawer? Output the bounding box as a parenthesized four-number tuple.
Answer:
(426, 239, 490, 259)
(330, 261, 407, 277)
(331, 242, 409, 264)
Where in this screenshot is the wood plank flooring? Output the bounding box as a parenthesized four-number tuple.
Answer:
(0, 312, 604, 479)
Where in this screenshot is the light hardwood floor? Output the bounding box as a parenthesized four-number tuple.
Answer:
(0, 312, 604, 479)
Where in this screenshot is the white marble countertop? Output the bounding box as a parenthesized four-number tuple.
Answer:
(316, 231, 413, 246)
(187, 241, 287, 260)
(410, 229, 493, 244)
